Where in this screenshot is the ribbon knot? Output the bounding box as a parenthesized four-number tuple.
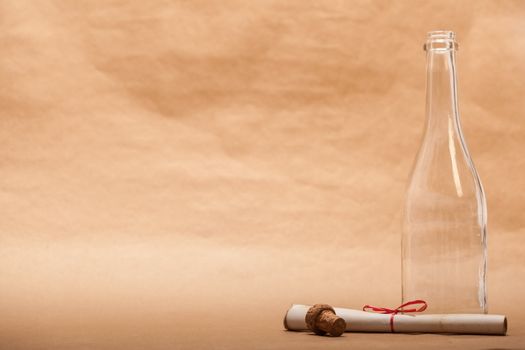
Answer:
(362, 300, 427, 332)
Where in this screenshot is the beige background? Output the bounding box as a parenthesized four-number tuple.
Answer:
(1, 1, 524, 349)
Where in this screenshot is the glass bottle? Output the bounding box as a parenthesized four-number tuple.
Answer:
(402, 31, 487, 314)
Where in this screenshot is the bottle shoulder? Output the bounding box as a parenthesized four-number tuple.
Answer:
(407, 127, 483, 197)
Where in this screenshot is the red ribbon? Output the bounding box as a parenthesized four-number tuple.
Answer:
(362, 300, 428, 332)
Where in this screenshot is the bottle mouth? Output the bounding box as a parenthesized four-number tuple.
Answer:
(424, 30, 458, 52)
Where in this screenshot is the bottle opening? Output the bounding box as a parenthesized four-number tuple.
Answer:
(424, 30, 458, 52)
(427, 30, 455, 40)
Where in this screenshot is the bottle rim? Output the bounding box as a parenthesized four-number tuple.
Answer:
(427, 30, 456, 40)
(424, 30, 458, 52)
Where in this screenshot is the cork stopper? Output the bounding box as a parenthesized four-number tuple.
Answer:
(305, 304, 346, 337)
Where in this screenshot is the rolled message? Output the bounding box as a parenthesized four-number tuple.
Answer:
(284, 304, 507, 335)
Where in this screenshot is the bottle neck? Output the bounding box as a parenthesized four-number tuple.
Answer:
(422, 36, 467, 198)
(424, 41, 460, 133)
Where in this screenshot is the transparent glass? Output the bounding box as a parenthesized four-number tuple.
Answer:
(402, 31, 488, 314)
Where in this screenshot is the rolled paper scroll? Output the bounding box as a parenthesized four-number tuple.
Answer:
(284, 304, 507, 335)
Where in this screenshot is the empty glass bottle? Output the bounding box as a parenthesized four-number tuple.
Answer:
(402, 31, 487, 314)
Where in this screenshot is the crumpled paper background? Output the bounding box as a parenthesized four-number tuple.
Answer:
(1, 1, 524, 349)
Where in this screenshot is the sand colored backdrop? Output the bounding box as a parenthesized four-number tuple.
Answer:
(1, 1, 524, 349)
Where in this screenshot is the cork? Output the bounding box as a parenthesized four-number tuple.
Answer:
(305, 304, 346, 337)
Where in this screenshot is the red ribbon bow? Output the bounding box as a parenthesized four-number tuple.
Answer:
(362, 300, 428, 332)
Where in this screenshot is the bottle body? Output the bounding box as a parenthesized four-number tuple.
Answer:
(402, 31, 487, 314)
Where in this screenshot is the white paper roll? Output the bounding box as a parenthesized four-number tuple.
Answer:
(284, 304, 507, 335)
